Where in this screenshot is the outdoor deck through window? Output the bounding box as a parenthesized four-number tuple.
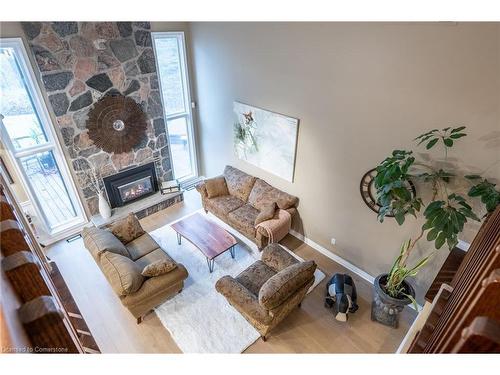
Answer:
(0, 40, 84, 234)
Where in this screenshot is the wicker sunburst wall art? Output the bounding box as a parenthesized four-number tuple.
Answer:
(86, 95, 148, 154)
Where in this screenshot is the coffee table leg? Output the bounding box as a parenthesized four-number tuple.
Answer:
(176, 233, 182, 245)
(230, 245, 235, 259)
(206, 257, 215, 273)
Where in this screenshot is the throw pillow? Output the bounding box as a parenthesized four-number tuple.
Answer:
(141, 259, 177, 277)
(109, 213, 145, 244)
(205, 176, 229, 198)
(254, 202, 277, 225)
(100, 251, 144, 296)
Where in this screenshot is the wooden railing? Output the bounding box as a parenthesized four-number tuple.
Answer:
(408, 205, 500, 353)
(0, 173, 99, 353)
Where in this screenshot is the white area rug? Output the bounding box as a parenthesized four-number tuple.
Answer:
(150, 210, 325, 353)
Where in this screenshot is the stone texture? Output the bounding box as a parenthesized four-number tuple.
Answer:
(60, 127, 75, 146)
(51, 22, 78, 37)
(135, 148, 153, 164)
(137, 48, 156, 73)
(72, 108, 90, 130)
(108, 68, 125, 91)
(124, 60, 139, 77)
(78, 146, 100, 158)
(56, 114, 73, 127)
(156, 133, 166, 148)
(54, 49, 76, 70)
(86, 73, 113, 92)
(33, 46, 61, 72)
(88, 152, 110, 167)
(148, 92, 163, 118)
(97, 50, 120, 70)
(134, 30, 152, 47)
(95, 22, 118, 39)
(28, 22, 171, 216)
(161, 157, 172, 173)
(69, 80, 86, 97)
(38, 33, 64, 53)
(74, 58, 97, 80)
(42, 71, 73, 91)
(133, 22, 150, 30)
(153, 117, 166, 137)
(110, 39, 138, 62)
(69, 35, 95, 57)
(49, 92, 69, 116)
(150, 74, 158, 90)
(74, 131, 93, 149)
(22, 22, 42, 40)
(160, 145, 170, 157)
(117, 22, 133, 37)
(123, 79, 140, 96)
(69, 91, 93, 111)
(111, 152, 134, 170)
(72, 158, 91, 171)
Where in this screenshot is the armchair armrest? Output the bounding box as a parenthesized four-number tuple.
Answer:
(215, 275, 272, 324)
(261, 243, 298, 273)
(195, 182, 208, 198)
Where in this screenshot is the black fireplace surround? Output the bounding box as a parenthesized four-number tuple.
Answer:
(103, 162, 159, 208)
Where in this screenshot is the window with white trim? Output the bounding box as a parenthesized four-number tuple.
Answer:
(0, 38, 85, 236)
(152, 32, 198, 182)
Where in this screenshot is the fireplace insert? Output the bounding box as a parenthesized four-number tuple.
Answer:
(103, 162, 159, 208)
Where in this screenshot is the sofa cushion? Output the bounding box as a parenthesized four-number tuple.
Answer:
(142, 259, 177, 277)
(134, 248, 175, 270)
(100, 251, 144, 296)
(223, 165, 256, 202)
(126, 233, 160, 261)
(228, 204, 260, 238)
(248, 179, 298, 211)
(258, 260, 316, 310)
(261, 243, 299, 273)
(82, 226, 130, 260)
(205, 195, 245, 218)
(109, 213, 146, 244)
(205, 176, 229, 198)
(236, 260, 276, 296)
(254, 202, 277, 225)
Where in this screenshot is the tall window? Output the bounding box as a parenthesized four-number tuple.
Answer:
(153, 32, 198, 181)
(0, 39, 85, 235)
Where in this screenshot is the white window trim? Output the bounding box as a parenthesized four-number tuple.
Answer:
(0, 38, 87, 238)
(152, 31, 199, 183)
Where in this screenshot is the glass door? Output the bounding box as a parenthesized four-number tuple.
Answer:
(152, 32, 198, 182)
(0, 38, 85, 236)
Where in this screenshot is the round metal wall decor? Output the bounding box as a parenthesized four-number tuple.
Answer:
(86, 94, 148, 154)
(359, 168, 417, 217)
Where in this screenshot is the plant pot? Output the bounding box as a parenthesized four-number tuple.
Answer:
(98, 191, 112, 219)
(371, 273, 415, 328)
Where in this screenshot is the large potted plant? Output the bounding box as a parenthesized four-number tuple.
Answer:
(371, 126, 499, 328)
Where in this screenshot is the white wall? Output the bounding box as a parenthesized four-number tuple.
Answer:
(188, 22, 500, 299)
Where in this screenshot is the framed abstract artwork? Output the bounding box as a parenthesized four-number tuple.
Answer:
(233, 101, 299, 182)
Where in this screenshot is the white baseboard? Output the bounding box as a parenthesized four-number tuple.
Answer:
(289, 229, 428, 312)
(289, 229, 375, 284)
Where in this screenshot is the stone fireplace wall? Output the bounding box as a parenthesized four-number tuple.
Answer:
(22, 22, 172, 215)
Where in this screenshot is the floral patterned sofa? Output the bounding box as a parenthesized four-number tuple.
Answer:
(196, 165, 299, 249)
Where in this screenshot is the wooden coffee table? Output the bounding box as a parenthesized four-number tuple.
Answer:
(170, 212, 238, 273)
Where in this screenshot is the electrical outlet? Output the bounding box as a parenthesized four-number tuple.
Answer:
(331, 238, 336, 246)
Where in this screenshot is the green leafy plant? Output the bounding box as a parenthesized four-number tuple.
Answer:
(374, 126, 499, 300)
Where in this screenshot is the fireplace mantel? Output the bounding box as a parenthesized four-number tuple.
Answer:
(90, 190, 183, 228)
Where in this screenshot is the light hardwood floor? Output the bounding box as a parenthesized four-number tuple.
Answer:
(45, 189, 415, 353)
